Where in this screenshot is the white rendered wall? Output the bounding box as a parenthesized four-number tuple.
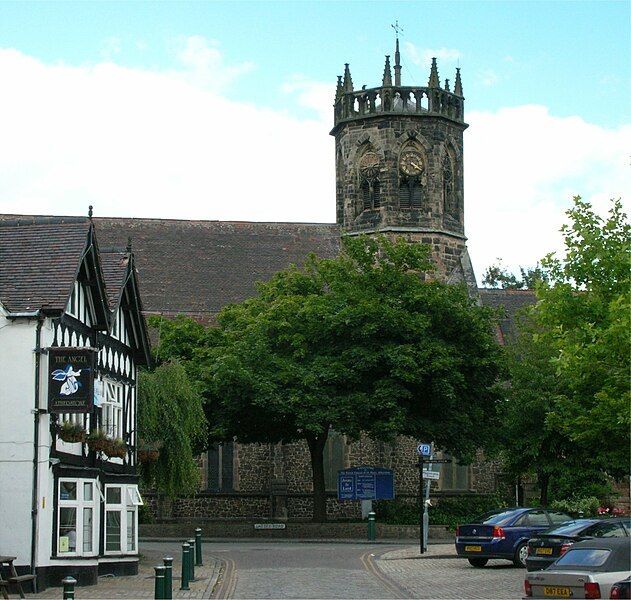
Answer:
(0, 313, 37, 565)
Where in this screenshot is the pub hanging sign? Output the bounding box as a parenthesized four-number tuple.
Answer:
(48, 348, 96, 413)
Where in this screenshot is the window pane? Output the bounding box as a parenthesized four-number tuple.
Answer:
(127, 510, 136, 551)
(83, 482, 93, 502)
(83, 508, 93, 553)
(60, 481, 77, 501)
(556, 548, 610, 567)
(59, 507, 77, 553)
(106, 511, 121, 552)
(548, 511, 571, 524)
(528, 510, 550, 526)
(106, 487, 122, 504)
(595, 523, 625, 537)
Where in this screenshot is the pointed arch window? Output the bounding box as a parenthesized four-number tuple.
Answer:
(398, 148, 425, 209)
(358, 150, 381, 211)
(443, 157, 457, 218)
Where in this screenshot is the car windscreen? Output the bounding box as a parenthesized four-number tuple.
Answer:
(543, 520, 595, 536)
(475, 510, 521, 526)
(554, 548, 611, 568)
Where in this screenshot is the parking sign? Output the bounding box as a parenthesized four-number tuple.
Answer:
(417, 443, 431, 456)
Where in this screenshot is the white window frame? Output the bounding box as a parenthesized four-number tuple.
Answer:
(102, 379, 124, 439)
(104, 484, 140, 555)
(57, 478, 99, 557)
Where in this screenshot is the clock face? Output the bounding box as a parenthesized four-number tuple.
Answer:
(359, 152, 380, 178)
(400, 151, 424, 176)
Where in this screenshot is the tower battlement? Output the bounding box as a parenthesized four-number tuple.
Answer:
(331, 43, 465, 133)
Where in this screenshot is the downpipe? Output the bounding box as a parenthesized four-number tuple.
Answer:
(30, 314, 44, 592)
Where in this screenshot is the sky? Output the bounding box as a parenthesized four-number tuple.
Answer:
(0, 1, 629, 281)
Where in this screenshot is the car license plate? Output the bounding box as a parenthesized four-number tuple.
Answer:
(543, 586, 571, 598)
(536, 547, 553, 555)
(464, 545, 482, 552)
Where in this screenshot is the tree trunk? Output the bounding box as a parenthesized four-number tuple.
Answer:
(306, 430, 329, 522)
(538, 472, 550, 506)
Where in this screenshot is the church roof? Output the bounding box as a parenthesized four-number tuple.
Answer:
(478, 288, 537, 343)
(0, 215, 94, 314)
(94, 217, 341, 320)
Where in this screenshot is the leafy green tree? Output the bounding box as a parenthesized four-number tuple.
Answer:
(537, 197, 630, 478)
(155, 236, 504, 521)
(496, 197, 629, 502)
(138, 359, 208, 497)
(482, 260, 548, 289)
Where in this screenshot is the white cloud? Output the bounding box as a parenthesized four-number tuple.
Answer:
(465, 105, 631, 279)
(477, 68, 499, 87)
(0, 47, 333, 223)
(0, 48, 628, 284)
(172, 35, 255, 92)
(404, 42, 461, 68)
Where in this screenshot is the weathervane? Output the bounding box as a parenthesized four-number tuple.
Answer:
(391, 20, 404, 40)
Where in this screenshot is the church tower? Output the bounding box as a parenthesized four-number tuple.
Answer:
(331, 39, 477, 289)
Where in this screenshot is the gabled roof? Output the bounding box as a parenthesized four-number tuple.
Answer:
(94, 217, 341, 320)
(100, 247, 152, 367)
(0, 215, 108, 326)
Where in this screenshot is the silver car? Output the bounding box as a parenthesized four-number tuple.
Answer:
(524, 537, 631, 599)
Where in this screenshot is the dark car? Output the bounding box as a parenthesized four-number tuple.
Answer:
(455, 507, 572, 568)
(610, 575, 631, 599)
(526, 517, 631, 572)
(525, 537, 631, 599)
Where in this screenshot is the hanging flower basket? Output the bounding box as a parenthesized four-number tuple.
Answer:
(137, 439, 163, 463)
(58, 421, 87, 443)
(86, 429, 112, 454)
(104, 438, 127, 459)
(138, 449, 160, 463)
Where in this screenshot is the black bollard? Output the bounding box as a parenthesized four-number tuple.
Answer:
(195, 528, 203, 566)
(188, 538, 196, 581)
(62, 576, 77, 600)
(180, 542, 190, 590)
(163, 557, 173, 600)
(154, 565, 166, 600)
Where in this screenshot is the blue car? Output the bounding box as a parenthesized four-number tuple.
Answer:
(455, 507, 572, 568)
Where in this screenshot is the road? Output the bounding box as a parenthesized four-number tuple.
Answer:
(141, 541, 526, 599)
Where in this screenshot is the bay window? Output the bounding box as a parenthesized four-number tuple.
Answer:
(104, 484, 143, 554)
(57, 478, 98, 556)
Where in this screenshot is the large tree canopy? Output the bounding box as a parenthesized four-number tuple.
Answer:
(496, 197, 629, 502)
(155, 236, 504, 520)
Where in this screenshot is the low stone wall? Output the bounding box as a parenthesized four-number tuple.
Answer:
(140, 521, 453, 540)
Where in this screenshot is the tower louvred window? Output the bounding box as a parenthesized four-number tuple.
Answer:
(372, 180, 380, 208)
(399, 182, 411, 208)
(411, 182, 422, 208)
(362, 180, 371, 209)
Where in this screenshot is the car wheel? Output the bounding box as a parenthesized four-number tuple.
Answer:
(513, 542, 528, 568)
(467, 558, 488, 568)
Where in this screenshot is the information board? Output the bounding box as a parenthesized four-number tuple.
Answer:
(337, 466, 395, 501)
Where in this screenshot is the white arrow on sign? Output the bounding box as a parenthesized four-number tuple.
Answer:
(422, 470, 440, 480)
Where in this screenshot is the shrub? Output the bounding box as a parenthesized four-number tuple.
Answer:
(550, 496, 600, 517)
(374, 493, 510, 530)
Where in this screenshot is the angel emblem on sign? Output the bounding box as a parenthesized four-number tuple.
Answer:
(51, 364, 84, 396)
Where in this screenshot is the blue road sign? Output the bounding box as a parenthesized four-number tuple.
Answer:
(337, 466, 395, 501)
(417, 443, 432, 456)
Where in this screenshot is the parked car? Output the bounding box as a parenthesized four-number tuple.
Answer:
(455, 507, 572, 568)
(527, 517, 631, 572)
(524, 537, 631, 599)
(610, 575, 630, 599)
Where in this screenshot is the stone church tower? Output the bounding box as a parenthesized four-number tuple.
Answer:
(331, 39, 477, 291)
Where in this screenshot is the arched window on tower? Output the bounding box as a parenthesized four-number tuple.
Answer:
(357, 150, 381, 212)
(399, 148, 425, 209)
(443, 157, 457, 218)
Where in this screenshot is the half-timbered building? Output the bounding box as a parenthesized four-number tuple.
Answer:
(0, 215, 151, 590)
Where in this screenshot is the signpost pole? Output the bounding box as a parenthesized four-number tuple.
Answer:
(419, 454, 424, 554)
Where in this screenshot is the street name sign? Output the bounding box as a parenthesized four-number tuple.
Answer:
(422, 470, 440, 481)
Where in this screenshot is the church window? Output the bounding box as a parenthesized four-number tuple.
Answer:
(358, 150, 381, 211)
(436, 452, 471, 491)
(323, 431, 346, 491)
(399, 148, 425, 209)
(443, 157, 457, 217)
(207, 442, 234, 492)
